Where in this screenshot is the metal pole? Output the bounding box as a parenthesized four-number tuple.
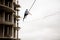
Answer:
(17, 9, 18, 40)
(17, 1, 18, 40)
(17, 20, 18, 40)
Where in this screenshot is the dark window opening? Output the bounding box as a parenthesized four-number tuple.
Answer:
(9, 2, 12, 8)
(4, 25, 12, 37)
(0, 24, 3, 37)
(14, 18, 16, 23)
(14, 28, 16, 38)
(5, 12, 8, 21)
(5, 12, 12, 22)
(4, 26, 7, 37)
(5, 0, 9, 6)
(14, 6, 16, 10)
(5, 0, 12, 8)
(0, 11, 3, 21)
(0, 0, 4, 4)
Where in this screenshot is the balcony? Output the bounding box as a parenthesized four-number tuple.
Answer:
(0, 4, 15, 13)
(0, 21, 14, 25)
(0, 0, 15, 13)
(0, 25, 14, 39)
(14, 15, 20, 18)
(1, 21, 14, 25)
(0, 37, 20, 40)
(14, 14, 20, 21)
(14, 26, 20, 30)
(0, 19, 14, 25)
(13, 2, 20, 8)
(13, 23, 20, 30)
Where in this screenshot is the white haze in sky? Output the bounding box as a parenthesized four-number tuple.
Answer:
(18, 0, 60, 40)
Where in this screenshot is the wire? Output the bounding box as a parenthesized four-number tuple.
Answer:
(29, 0, 36, 11)
(30, 13, 60, 22)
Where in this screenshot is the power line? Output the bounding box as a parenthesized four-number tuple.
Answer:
(29, 0, 36, 11)
(29, 13, 60, 22)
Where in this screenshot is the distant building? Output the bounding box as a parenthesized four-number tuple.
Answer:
(0, 0, 20, 40)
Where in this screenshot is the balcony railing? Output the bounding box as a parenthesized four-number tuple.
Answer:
(0, 0, 15, 13)
(0, 19, 14, 25)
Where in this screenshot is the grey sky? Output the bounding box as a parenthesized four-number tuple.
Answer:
(18, 0, 60, 40)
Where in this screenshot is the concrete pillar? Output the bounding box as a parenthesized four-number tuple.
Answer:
(11, 0, 13, 9)
(15, 30, 16, 38)
(12, 0, 14, 9)
(3, 0, 5, 5)
(12, 2, 14, 10)
(10, 13, 13, 22)
(3, 12, 5, 22)
(8, 2, 9, 7)
(8, 13, 12, 22)
(12, 13, 14, 23)
(7, 27, 9, 35)
(3, 25, 4, 37)
(12, 27, 14, 38)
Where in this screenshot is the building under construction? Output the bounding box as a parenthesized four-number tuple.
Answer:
(0, 0, 20, 40)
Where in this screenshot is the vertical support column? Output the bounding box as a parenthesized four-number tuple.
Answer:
(12, 2, 14, 10)
(17, 21, 18, 40)
(7, 27, 9, 35)
(3, 11, 5, 22)
(10, 13, 11, 22)
(14, 27, 16, 38)
(12, 27, 13, 38)
(3, 25, 4, 37)
(17, 1, 19, 40)
(13, 0, 15, 10)
(8, 2, 9, 7)
(11, 0, 12, 8)
(12, 13, 13, 23)
(17, 11, 18, 40)
(3, 0, 5, 5)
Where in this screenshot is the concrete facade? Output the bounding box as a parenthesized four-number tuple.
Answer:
(0, 0, 20, 40)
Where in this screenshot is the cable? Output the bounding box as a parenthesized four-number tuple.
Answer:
(29, 0, 36, 11)
(30, 13, 60, 22)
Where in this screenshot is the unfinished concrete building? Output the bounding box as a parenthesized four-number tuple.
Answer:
(0, 0, 20, 40)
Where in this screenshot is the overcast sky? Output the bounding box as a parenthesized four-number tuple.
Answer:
(18, 0, 60, 40)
